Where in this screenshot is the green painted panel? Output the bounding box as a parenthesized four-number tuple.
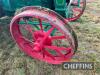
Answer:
(2, 0, 11, 11)
(56, 0, 64, 5)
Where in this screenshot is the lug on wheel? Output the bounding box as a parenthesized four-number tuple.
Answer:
(66, 0, 86, 21)
(10, 6, 78, 64)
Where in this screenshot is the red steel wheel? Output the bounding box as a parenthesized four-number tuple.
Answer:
(10, 7, 78, 64)
(66, 0, 86, 21)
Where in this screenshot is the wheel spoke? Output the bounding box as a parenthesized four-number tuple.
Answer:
(71, 12, 77, 17)
(39, 19, 43, 32)
(80, 2, 84, 4)
(40, 26, 55, 44)
(51, 35, 66, 40)
(20, 19, 34, 34)
(43, 50, 55, 60)
(20, 19, 35, 42)
(25, 25, 34, 33)
(46, 26, 55, 35)
(72, 1, 83, 4)
(45, 45, 72, 57)
(73, 8, 82, 12)
(71, 1, 83, 7)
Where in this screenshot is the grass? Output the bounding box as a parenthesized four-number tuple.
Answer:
(0, 0, 100, 75)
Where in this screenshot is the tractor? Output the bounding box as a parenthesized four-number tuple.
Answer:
(0, 0, 86, 64)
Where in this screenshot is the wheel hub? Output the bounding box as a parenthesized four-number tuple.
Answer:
(33, 31, 52, 51)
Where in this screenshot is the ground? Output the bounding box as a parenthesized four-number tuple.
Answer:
(0, 0, 100, 75)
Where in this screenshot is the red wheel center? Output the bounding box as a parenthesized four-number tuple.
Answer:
(33, 31, 52, 51)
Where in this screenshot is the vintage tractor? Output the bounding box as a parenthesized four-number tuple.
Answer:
(0, 0, 86, 21)
(0, 0, 86, 64)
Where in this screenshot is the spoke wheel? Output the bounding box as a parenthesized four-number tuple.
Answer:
(10, 7, 78, 64)
(66, 0, 86, 21)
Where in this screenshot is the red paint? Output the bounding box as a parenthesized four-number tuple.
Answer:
(10, 7, 78, 64)
(66, 0, 86, 21)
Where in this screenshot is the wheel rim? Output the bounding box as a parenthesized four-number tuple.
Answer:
(10, 7, 77, 64)
(66, 0, 86, 21)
